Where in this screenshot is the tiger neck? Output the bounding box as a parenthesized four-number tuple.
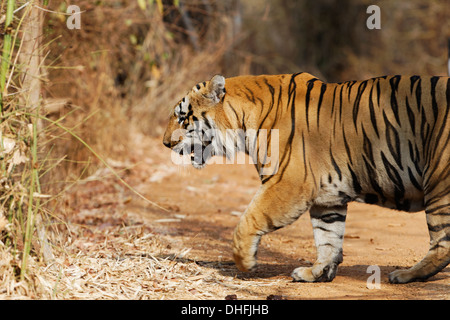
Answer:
(220, 89, 280, 175)
(221, 91, 276, 132)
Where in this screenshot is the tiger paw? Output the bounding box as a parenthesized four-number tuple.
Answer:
(233, 251, 256, 272)
(291, 264, 338, 282)
(388, 269, 417, 284)
(291, 267, 316, 282)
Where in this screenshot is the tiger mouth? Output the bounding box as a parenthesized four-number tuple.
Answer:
(175, 143, 214, 169)
(191, 145, 214, 169)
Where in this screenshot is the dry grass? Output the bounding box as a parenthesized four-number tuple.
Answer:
(1, 228, 278, 300)
(0, 151, 274, 300)
(0, 0, 236, 300)
(0, 169, 269, 300)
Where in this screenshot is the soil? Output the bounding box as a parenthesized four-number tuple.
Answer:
(74, 132, 449, 300)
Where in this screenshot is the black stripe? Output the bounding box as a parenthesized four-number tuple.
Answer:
(258, 79, 276, 131)
(352, 80, 368, 131)
(426, 77, 441, 155)
(429, 234, 450, 251)
(376, 78, 381, 107)
(447, 78, 450, 108)
(242, 109, 247, 131)
(275, 74, 298, 178)
(347, 81, 356, 101)
(331, 85, 337, 118)
(381, 151, 405, 198)
(309, 160, 317, 190)
(302, 133, 308, 182)
(227, 102, 240, 124)
(415, 78, 422, 112)
(363, 156, 386, 203)
(362, 125, 375, 166)
(405, 96, 415, 135)
(430, 76, 439, 121)
(408, 141, 423, 177)
(243, 85, 256, 104)
(348, 164, 362, 194)
(368, 84, 380, 138)
(425, 203, 450, 214)
(186, 108, 193, 119)
(383, 111, 403, 170)
(342, 130, 353, 166)
(338, 83, 344, 123)
(305, 78, 319, 130)
(389, 75, 401, 125)
(425, 185, 450, 207)
(413, 143, 423, 177)
(407, 167, 423, 191)
(277, 85, 283, 110)
(316, 83, 327, 128)
(273, 85, 283, 125)
(256, 97, 264, 108)
(424, 162, 450, 195)
(263, 78, 275, 96)
(427, 222, 450, 233)
(318, 213, 346, 224)
(429, 87, 449, 162)
(410, 75, 420, 95)
(420, 110, 429, 147)
(315, 226, 339, 234)
(330, 148, 342, 181)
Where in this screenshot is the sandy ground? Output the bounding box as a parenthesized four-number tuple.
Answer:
(106, 132, 448, 300)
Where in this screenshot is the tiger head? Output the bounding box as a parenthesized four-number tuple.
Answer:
(163, 75, 228, 169)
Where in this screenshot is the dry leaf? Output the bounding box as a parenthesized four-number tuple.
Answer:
(0, 137, 16, 156)
(0, 215, 8, 232)
(11, 150, 28, 165)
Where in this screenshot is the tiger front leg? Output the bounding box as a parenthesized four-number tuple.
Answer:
(232, 184, 311, 272)
(292, 205, 347, 282)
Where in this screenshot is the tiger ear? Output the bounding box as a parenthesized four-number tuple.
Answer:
(207, 74, 226, 104)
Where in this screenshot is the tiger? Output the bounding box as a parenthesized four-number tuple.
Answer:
(162, 72, 450, 284)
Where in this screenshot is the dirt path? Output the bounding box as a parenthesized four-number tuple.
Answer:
(60, 132, 448, 300)
(102, 132, 446, 300)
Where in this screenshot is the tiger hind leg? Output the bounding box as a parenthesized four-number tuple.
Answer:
(389, 186, 450, 283)
(292, 205, 347, 282)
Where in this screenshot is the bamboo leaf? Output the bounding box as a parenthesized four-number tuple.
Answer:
(155, 0, 163, 14)
(5, 0, 15, 27)
(0, 34, 12, 92)
(1, 0, 15, 107)
(137, 0, 146, 11)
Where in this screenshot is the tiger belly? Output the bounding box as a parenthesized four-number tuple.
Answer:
(314, 173, 425, 212)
